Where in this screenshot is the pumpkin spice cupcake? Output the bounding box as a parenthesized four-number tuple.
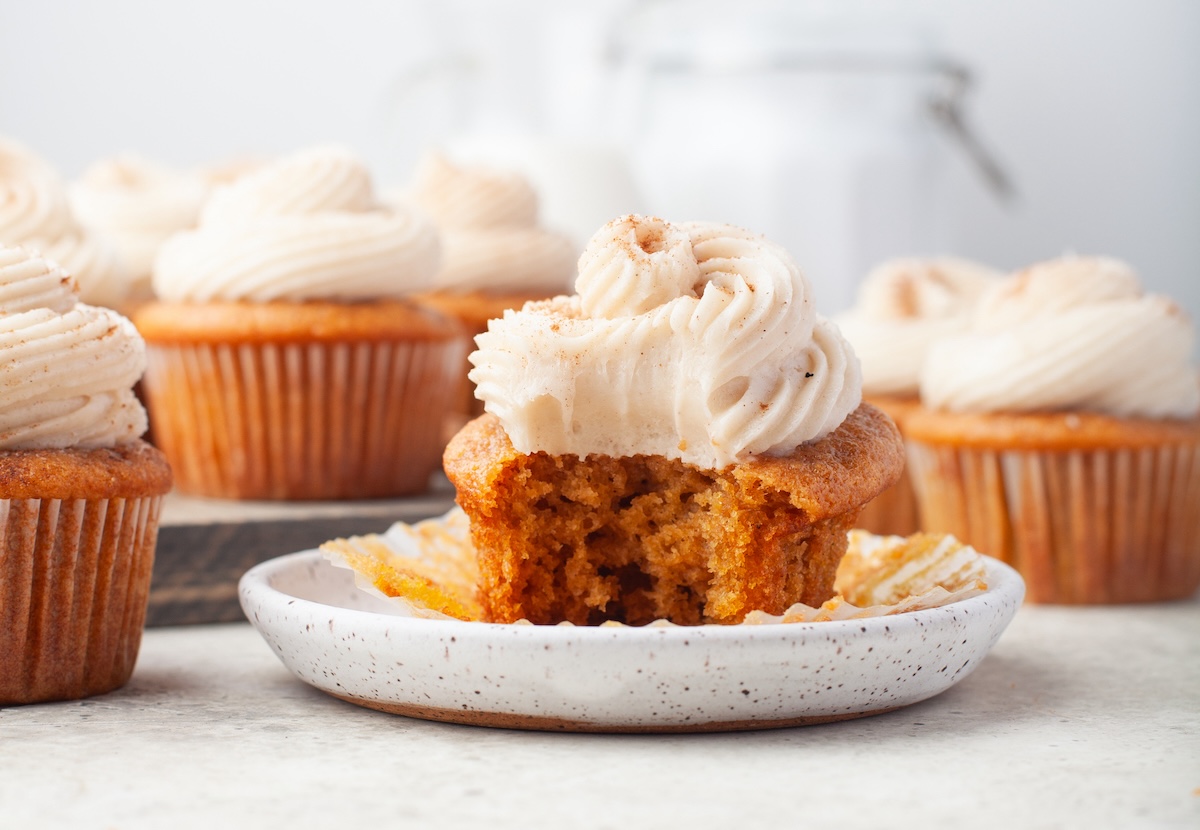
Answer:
(137, 146, 466, 500)
(444, 215, 905, 625)
(0, 245, 171, 704)
(906, 255, 1200, 603)
(836, 257, 1000, 535)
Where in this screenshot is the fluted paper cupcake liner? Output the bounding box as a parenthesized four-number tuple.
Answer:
(0, 495, 163, 704)
(906, 440, 1200, 603)
(854, 468, 920, 538)
(320, 509, 991, 624)
(855, 394, 922, 537)
(143, 338, 465, 500)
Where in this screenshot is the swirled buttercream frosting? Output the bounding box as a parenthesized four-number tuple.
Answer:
(0, 246, 148, 449)
(0, 138, 131, 308)
(153, 147, 440, 302)
(469, 215, 862, 468)
(70, 155, 210, 293)
(409, 154, 576, 294)
(835, 257, 1000, 396)
(920, 255, 1200, 418)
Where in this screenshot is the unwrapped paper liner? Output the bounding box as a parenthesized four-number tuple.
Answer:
(321, 508, 989, 626)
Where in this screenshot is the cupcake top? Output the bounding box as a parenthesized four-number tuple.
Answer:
(0, 245, 148, 450)
(200, 155, 266, 188)
(835, 257, 1000, 397)
(0, 138, 131, 309)
(70, 155, 210, 299)
(470, 214, 862, 468)
(153, 146, 440, 303)
(921, 255, 1200, 418)
(408, 154, 577, 295)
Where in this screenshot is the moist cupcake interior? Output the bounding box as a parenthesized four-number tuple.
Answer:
(476, 450, 847, 626)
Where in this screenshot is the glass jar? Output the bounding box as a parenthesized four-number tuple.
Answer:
(613, 3, 1008, 312)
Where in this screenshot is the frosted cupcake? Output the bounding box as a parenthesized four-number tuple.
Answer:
(905, 255, 1200, 603)
(69, 155, 210, 306)
(406, 154, 577, 416)
(0, 245, 171, 704)
(135, 146, 466, 500)
(836, 257, 1000, 535)
(445, 215, 904, 625)
(0, 138, 131, 309)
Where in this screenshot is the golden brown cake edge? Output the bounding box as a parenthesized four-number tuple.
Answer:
(0, 440, 173, 500)
(134, 299, 465, 345)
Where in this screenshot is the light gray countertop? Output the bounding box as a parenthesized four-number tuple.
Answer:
(2, 601, 1197, 829)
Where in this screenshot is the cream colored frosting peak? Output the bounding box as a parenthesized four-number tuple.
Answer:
(409, 154, 576, 294)
(153, 146, 440, 303)
(971, 255, 1139, 332)
(70, 155, 209, 295)
(0, 138, 131, 308)
(921, 255, 1200, 418)
(835, 257, 1000, 397)
(0, 246, 147, 449)
(0, 246, 76, 314)
(470, 215, 862, 468)
(410, 153, 538, 229)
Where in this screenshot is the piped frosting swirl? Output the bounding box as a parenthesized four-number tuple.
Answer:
(0, 138, 130, 308)
(920, 255, 1200, 418)
(153, 147, 440, 302)
(409, 154, 576, 295)
(0, 246, 148, 449)
(70, 155, 210, 296)
(470, 215, 862, 468)
(835, 257, 1000, 397)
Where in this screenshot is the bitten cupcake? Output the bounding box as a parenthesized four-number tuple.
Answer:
(69, 155, 210, 306)
(0, 138, 132, 309)
(0, 245, 171, 704)
(905, 255, 1200, 603)
(444, 215, 905, 625)
(836, 257, 999, 535)
(135, 146, 466, 500)
(406, 154, 577, 416)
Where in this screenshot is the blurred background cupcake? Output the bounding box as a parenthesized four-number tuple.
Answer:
(836, 256, 1000, 535)
(0, 245, 171, 704)
(404, 153, 577, 419)
(905, 256, 1200, 603)
(0, 138, 133, 310)
(135, 145, 466, 501)
(68, 154, 211, 311)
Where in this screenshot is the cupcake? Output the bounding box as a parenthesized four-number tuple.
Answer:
(69, 155, 210, 307)
(0, 245, 171, 704)
(0, 138, 133, 309)
(405, 154, 578, 416)
(199, 155, 265, 188)
(905, 255, 1200, 603)
(836, 257, 1000, 535)
(444, 215, 905, 625)
(135, 146, 466, 500)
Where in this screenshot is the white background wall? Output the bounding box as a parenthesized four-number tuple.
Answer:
(2, 0, 1197, 339)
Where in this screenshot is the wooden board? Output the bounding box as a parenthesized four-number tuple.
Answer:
(146, 481, 457, 626)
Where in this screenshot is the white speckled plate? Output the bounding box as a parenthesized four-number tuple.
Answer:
(239, 550, 1024, 733)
